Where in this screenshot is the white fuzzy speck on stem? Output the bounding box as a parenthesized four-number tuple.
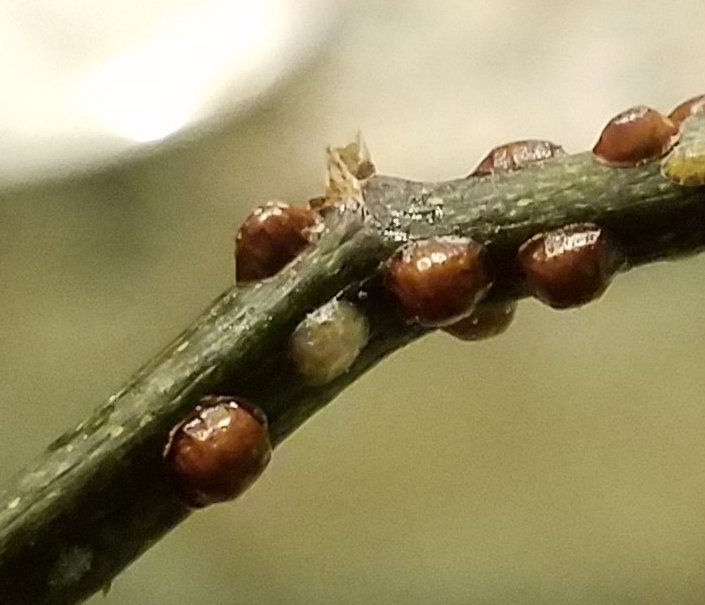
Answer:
(48, 546, 93, 588)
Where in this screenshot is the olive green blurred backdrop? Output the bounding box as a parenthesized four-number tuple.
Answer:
(3, 1, 705, 603)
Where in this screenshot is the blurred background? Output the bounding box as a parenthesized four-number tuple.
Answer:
(2, 1, 705, 603)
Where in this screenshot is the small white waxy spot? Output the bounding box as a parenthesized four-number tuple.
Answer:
(290, 300, 369, 386)
(55, 461, 71, 477)
(66, 444, 74, 453)
(48, 546, 93, 588)
(176, 341, 189, 352)
(109, 426, 124, 439)
(417, 257, 433, 271)
(516, 198, 533, 207)
(8, 497, 20, 510)
(31, 470, 50, 487)
(139, 413, 154, 428)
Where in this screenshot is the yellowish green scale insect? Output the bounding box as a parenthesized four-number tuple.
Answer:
(290, 300, 370, 385)
(661, 115, 705, 187)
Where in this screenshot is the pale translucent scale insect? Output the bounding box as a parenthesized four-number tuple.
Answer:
(290, 300, 369, 385)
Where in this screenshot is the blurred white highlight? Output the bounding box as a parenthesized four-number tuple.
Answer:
(80, 1, 286, 143)
(0, 0, 340, 181)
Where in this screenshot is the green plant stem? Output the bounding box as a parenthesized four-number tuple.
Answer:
(1, 118, 704, 604)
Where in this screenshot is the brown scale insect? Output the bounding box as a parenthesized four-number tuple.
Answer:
(448, 140, 565, 337)
(469, 140, 566, 177)
(164, 396, 272, 508)
(444, 300, 517, 341)
(517, 223, 624, 309)
(668, 94, 705, 128)
(592, 105, 679, 167)
(384, 236, 493, 327)
(450, 140, 565, 337)
(235, 201, 316, 282)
